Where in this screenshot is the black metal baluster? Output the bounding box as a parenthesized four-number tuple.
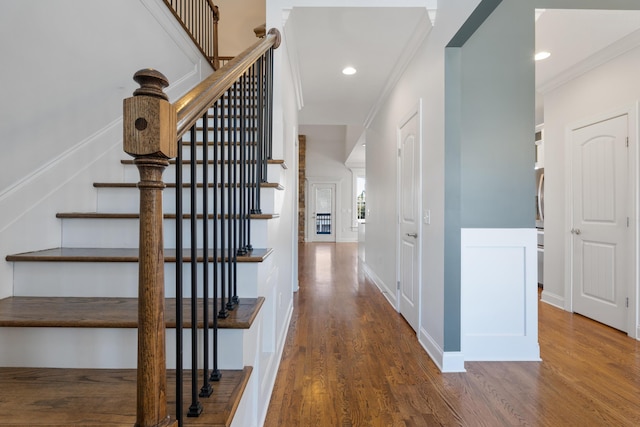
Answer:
(247, 63, 256, 252)
(255, 57, 264, 215)
(218, 92, 229, 319)
(237, 72, 248, 256)
(176, 136, 184, 426)
(227, 84, 236, 311)
(187, 125, 202, 418)
(211, 101, 222, 381)
(266, 48, 274, 163)
(231, 81, 240, 307)
(199, 111, 213, 398)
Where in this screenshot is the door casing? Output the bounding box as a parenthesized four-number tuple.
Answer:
(564, 105, 638, 338)
(396, 100, 423, 333)
(306, 177, 341, 243)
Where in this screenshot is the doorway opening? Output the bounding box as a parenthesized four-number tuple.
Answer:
(307, 180, 339, 243)
(535, 7, 640, 337)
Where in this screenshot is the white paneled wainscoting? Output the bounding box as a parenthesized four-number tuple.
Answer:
(461, 228, 541, 362)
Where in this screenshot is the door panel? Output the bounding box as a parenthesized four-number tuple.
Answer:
(309, 183, 336, 242)
(398, 109, 420, 332)
(571, 114, 628, 331)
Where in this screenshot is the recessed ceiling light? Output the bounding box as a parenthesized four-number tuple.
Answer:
(535, 51, 551, 61)
(342, 66, 357, 75)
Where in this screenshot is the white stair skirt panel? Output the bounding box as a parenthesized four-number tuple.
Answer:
(461, 228, 541, 362)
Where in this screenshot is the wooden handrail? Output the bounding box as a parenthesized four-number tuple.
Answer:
(174, 28, 281, 139)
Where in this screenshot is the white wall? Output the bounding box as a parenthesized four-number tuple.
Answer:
(300, 125, 358, 242)
(0, 0, 213, 298)
(542, 44, 640, 330)
(365, 0, 488, 371)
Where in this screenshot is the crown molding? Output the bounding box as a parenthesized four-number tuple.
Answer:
(427, 0, 438, 25)
(282, 8, 304, 111)
(538, 28, 640, 94)
(364, 12, 433, 129)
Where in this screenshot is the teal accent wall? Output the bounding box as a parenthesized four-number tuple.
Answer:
(459, 1, 535, 229)
(443, 0, 535, 352)
(444, 47, 462, 352)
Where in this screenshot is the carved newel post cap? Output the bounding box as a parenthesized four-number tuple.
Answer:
(123, 69, 177, 159)
(254, 23, 266, 38)
(133, 69, 169, 101)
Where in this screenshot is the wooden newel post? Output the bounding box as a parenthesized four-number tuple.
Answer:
(123, 69, 178, 427)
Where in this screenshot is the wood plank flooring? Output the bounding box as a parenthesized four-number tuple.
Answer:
(265, 242, 640, 427)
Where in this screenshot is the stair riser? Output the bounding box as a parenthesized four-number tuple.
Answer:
(96, 186, 277, 215)
(123, 162, 283, 185)
(60, 218, 268, 249)
(0, 327, 246, 370)
(12, 260, 266, 298)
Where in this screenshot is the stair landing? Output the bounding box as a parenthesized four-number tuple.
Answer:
(0, 366, 251, 426)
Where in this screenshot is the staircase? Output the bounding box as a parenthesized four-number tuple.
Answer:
(0, 29, 286, 427)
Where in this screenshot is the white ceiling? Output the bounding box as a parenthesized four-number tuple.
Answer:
(287, 7, 429, 126)
(535, 9, 640, 93)
(288, 7, 640, 160)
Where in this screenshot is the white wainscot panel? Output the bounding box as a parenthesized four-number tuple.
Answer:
(461, 229, 541, 362)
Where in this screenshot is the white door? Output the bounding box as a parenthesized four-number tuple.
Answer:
(398, 108, 421, 332)
(309, 183, 336, 242)
(571, 114, 628, 332)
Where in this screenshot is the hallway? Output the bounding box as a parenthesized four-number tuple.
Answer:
(264, 242, 640, 426)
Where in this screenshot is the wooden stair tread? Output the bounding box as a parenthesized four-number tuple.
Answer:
(56, 212, 280, 220)
(93, 182, 285, 190)
(0, 296, 263, 329)
(0, 366, 251, 426)
(5, 247, 273, 263)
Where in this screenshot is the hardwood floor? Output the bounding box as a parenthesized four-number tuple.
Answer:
(265, 242, 640, 427)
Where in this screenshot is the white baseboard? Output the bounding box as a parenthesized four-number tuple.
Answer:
(337, 237, 358, 243)
(419, 328, 466, 373)
(540, 290, 565, 309)
(362, 261, 397, 307)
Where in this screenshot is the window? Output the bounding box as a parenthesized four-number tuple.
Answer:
(351, 168, 365, 226)
(356, 177, 366, 221)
